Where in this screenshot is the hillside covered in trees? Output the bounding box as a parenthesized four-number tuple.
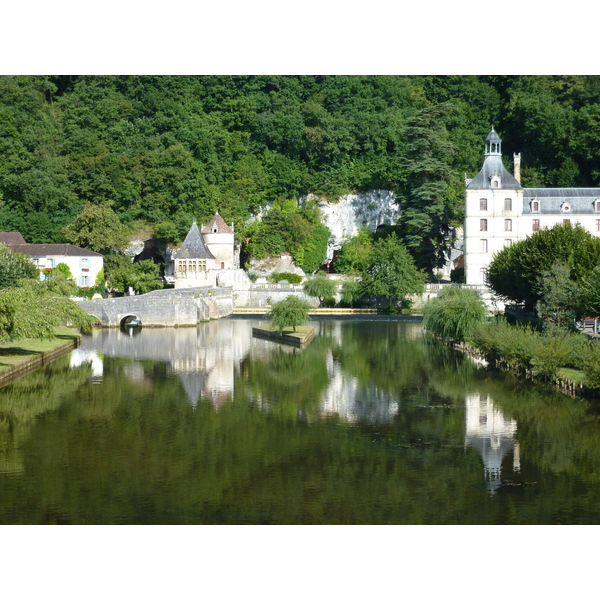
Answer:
(2, 75, 600, 273)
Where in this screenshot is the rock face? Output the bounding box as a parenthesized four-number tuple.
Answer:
(248, 252, 306, 281)
(301, 190, 401, 261)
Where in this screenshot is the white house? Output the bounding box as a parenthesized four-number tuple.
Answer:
(0, 232, 103, 288)
(464, 129, 600, 284)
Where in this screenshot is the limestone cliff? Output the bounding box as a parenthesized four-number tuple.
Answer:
(300, 190, 401, 262)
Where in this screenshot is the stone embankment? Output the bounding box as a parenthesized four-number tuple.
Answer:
(0, 337, 81, 387)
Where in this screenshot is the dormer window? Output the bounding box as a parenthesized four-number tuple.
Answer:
(490, 176, 500, 188)
(561, 202, 572, 213)
(212, 226, 218, 233)
(532, 200, 540, 212)
(594, 200, 600, 212)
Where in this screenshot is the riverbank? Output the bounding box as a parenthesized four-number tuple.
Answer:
(0, 327, 81, 387)
(448, 338, 589, 398)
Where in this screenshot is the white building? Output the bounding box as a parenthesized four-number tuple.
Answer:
(173, 213, 248, 290)
(464, 129, 600, 285)
(0, 232, 103, 288)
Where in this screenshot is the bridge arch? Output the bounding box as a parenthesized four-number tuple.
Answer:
(120, 315, 140, 327)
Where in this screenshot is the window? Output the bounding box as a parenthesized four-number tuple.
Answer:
(505, 219, 512, 232)
(532, 200, 540, 212)
(596, 219, 600, 232)
(563, 219, 571, 225)
(595, 200, 600, 212)
(480, 198, 487, 211)
(480, 219, 488, 232)
(81, 276, 89, 287)
(480, 239, 488, 253)
(505, 239, 512, 248)
(504, 198, 512, 211)
(533, 219, 540, 232)
(81, 258, 88, 268)
(480, 268, 487, 284)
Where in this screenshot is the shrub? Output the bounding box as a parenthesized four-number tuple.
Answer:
(268, 272, 302, 284)
(422, 286, 487, 343)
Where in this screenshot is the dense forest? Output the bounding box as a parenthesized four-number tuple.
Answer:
(2, 75, 600, 271)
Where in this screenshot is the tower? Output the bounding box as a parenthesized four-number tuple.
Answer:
(464, 128, 523, 285)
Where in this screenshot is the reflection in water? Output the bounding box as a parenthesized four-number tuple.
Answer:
(464, 393, 520, 494)
(2, 318, 600, 524)
(320, 348, 399, 424)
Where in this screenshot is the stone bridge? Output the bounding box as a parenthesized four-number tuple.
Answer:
(76, 287, 233, 327)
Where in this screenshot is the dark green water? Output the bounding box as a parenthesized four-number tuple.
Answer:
(1, 317, 600, 524)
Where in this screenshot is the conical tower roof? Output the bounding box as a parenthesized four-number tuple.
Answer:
(176, 221, 215, 259)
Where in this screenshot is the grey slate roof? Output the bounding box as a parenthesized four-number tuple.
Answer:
(176, 222, 215, 260)
(0, 232, 26, 245)
(466, 154, 522, 191)
(523, 188, 600, 214)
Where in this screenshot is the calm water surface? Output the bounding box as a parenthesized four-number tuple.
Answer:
(1, 317, 600, 524)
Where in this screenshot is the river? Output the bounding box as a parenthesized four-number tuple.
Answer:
(1, 317, 599, 524)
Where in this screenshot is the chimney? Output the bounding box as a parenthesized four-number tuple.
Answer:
(513, 153, 521, 184)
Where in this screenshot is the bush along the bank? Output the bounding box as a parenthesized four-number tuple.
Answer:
(472, 318, 591, 382)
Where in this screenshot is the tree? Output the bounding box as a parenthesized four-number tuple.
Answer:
(422, 285, 487, 343)
(105, 258, 162, 295)
(0, 244, 39, 288)
(62, 202, 129, 255)
(535, 260, 580, 329)
(334, 227, 373, 275)
(303, 272, 336, 307)
(0, 279, 97, 342)
(268, 295, 311, 333)
(340, 279, 363, 307)
(360, 233, 426, 305)
(43, 267, 80, 297)
(397, 102, 461, 275)
(486, 222, 600, 310)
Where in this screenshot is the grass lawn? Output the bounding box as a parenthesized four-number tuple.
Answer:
(558, 367, 587, 386)
(0, 327, 80, 373)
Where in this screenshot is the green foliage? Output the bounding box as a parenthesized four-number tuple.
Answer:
(360, 232, 426, 304)
(303, 272, 336, 307)
(487, 223, 600, 310)
(333, 227, 373, 275)
(43, 268, 80, 297)
(267, 272, 303, 284)
(267, 295, 311, 333)
(422, 285, 488, 343)
(0, 243, 39, 288)
(397, 102, 461, 274)
(340, 279, 363, 307)
(0, 279, 97, 342)
(244, 199, 330, 272)
(535, 260, 580, 329)
(472, 317, 586, 380)
(62, 202, 129, 255)
(105, 257, 162, 295)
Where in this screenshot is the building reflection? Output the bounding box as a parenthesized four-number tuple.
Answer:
(319, 348, 399, 424)
(464, 393, 520, 494)
(76, 319, 412, 421)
